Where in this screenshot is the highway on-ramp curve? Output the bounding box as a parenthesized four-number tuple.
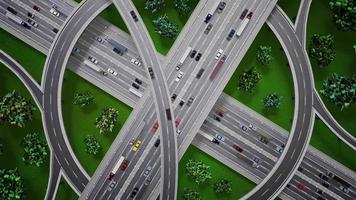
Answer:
(41, 0, 111, 193)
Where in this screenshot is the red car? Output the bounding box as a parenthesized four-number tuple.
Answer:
(233, 145, 243, 152)
(120, 160, 129, 170)
(175, 117, 181, 127)
(297, 183, 306, 191)
(217, 111, 224, 117)
(33, 5, 40, 11)
(151, 122, 159, 133)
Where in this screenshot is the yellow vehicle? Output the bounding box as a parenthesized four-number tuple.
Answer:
(132, 140, 142, 152)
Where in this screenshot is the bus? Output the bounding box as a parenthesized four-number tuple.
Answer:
(204, 1, 221, 23)
(129, 88, 143, 98)
(109, 39, 128, 55)
(177, 47, 192, 68)
(108, 156, 125, 180)
(209, 55, 226, 80)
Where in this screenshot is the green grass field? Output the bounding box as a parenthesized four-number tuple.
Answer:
(0, 63, 48, 199)
(61, 70, 132, 175)
(178, 145, 256, 199)
(55, 178, 78, 200)
(278, 0, 301, 22)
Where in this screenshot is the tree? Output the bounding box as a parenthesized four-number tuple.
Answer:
(95, 108, 119, 134)
(308, 34, 336, 67)
(0, 142, 3, 155)
(237, 68, 262, 92)
(144, 0, 165, 13)
(22, 133, 48, 167)
(183, 188, 200, 200)
(73, 91, 94, 108)
(213, 178, 232, 194)
(263, 93, 282, 109)
(185, 160, 212, 184)
(256, 45, 273, 66)
(153, 15, 179, 38)
(84, 135, 102, 156)
(174, 0, 191, 16)
(0, 90, 36, 127)
(353, 44, 356, 55)
(0, 168, 25, 200)
(320, 73, 356, 110)
(329, 0, 356, 31)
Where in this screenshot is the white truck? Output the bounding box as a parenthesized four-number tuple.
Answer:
(84, 60, 102, 73)
(236, 12, 253, 37)
(204, 1, 221, 23)
(6, 12, 23, 25)
(129, 88, 143, 98)
(176, 46, 192, 70)
(199, 131, 219, 144)
(108, 156, 125, 180)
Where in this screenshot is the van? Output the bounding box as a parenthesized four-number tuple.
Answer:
(196, 68, 205, 78)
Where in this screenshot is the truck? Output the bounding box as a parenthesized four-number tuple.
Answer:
(199, 131, 220, 144)
(109, 39, 128, 55)
(108, 156, 125, 180)
(84, 60, 102, 73)
(129, 88, 143, 98)
(176, 46, 192, 69)
(209, 55, 226, 80)
(6, 12, 24, 26)
(204, 1, 221, 23)
(236, 12, 253, 37)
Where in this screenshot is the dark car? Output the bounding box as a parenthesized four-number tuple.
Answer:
(120, 160, 129, 170)
(171, 93, 177, 102)
(212, 138, 220, 144)
(53, 28, 58, 33)
(135, 78, 142, 85)
(28, 12, 35, 18)
(227, 29, 236, 41)
(190, 50, 197, 58)
(130, 187, 139, 198)
(33, 5, 40, 12)
(22, 22, 31, 29)
(204, 14, 212, 23)
(148, 67, 155, 79)
(217, 111, 224, 117)
(113, 47, 123, 55)
(187, 97, 194, 106)
(241, 125, 247, 131)
(258, 135, 269, 144)
(130, 11, 138, 22)
(132, 82, 140, 89)
(214, 115, 221, 122)
(217, 2, 226, 13)
(179, 100, 185, 107)
(195, 53, 202, 61)
(7, 7, 17, 15)
(234, 145, 243, 152)
(240, 9, 248, 20)
(154, 139, 160, 147)
(318, 173, 329, 181)
(196, 68, 205, 79)
(204, 23, 213, 34)
(321, 181, 329, 188)
(316, 188, 323, 195)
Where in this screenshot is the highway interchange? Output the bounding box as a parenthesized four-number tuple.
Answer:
(0, 0, 355, 200)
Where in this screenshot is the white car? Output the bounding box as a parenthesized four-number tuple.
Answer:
(175, 71, 184, 82)
(176, 129, 181, 134)
(50, 8, 60, 17)
(88, 56, 98, 64)
(108, 181, 116, 192)
(215, 49, 223, 60)
(96, 37, 105, 44)
(130, 58, 141, 67)
(27, 19, 38, 28)
(107, 68, 118, 76)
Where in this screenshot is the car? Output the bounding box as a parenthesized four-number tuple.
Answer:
(107, 68, 114, 74)
(176, 129, 182, 134)
(215, 49, 223, 60)
(7, 7, 17, 15)
(316, 188, 323, 195)
(234, 145, 243, 152)
(135, 78, 142, 85)
(71, 47, 80, 55)
(132, 82, 140, 89)
(214, 115, 221, 122)
(297, 183, 306, 191)
(120, 160, 129, 170)
(113, 47, 123, 55)
(27, 19, 38, 28)
(148, 67, 154, 79)
(145, 177, 152, 185)
(195, 53, 202, 61)
(204, 23, 213, 34)
(227, 29, 236, 41)
(321, 181, 329, 188)
(132, 140, 142, 152)
(179, 100, 185, 107)
(130, 11, 138, 22)
(108, 181, 116, 192)
(130, 58, 141, 66)
(204, 14, 212, 23)
(187, 97, 194, 106)
(318, 173, 329, 181)
(240, 9, 248, 20)
(275, 145, 284, 154)
(171, 94, 177, 102)
(175, 117, 181, 127)
(215, 134, 225, 142)
(326, 171, 334, 178)
(50, 8, 60, 17)
(190, 50, 197, 58)
(252, 157, 261, 168)
(33, 5, 40, 12)
(217, 2, 226, 13)
(258, 135, 268, 144)
(217, 111, 224, 117)
(298, 167, 303, 172)
(176, 71, 184, 82)
(151, 122, 159, 133)
(317, 197, 325, 200)
(129, 138, 135, 145)
(196, 68, 205, 79)
(28, 12, 35, 19)
(212, 138, 220, 144)
(154, 139, 160, 147)
(22, 22, 31, 29)
(130, 187, 139, 198)
(88, 56, 98, 64)
(143, 166, 152, 177)
(340, 186, 349, 194)
(248, 123, 257, 130)
(96, 37, 105, 44)
(241, 125, 247, 131)
(175, 65, 181, 71)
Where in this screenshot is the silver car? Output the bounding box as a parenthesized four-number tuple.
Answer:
(108, 181, 116, 192)
(143, 166, 152, 177)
